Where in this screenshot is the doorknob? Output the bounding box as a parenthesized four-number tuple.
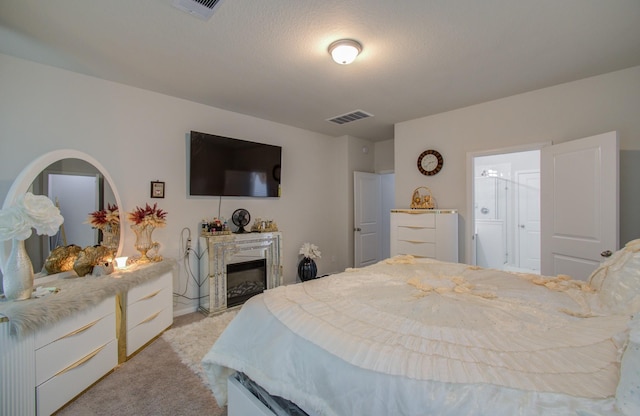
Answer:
(601, 250, 612, 258)
(354, 227, 361, 232)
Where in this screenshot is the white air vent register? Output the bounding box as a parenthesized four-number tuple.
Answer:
(172, 0, 224, 20)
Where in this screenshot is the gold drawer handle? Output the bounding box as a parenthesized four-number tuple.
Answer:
(58, 318, 100, 341)
(139, 289, 162, 301)
(140, 311, 161, 325)
(53, 344, 107, 377)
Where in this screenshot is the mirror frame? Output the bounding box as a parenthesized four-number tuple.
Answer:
(0, 149, 124, 274)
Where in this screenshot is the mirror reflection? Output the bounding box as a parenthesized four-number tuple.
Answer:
(24, 158, 118, 272)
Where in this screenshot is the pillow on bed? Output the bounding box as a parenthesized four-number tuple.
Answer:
(589, 239, 640, 315)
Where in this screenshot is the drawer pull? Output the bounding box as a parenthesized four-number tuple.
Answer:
(53, 344, 107, 377)
(140, 311, 161, 325)
(139, 289, 162, 301)
(57, 318, 100, 341)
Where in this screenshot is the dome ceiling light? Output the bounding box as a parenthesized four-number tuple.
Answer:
(328, 39, 362, 65)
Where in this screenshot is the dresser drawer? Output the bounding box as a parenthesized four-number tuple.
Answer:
(395, 240, 436, 258)
(393, 212, 436, 228)
(36, 338, 117, 416)
(125, 271, 173, 357)
(127, 272, 171, 307)
(126, 306, 173, 356)
(35, 296, 114, 349)
(127, 285, 171, 330)
(35, 311, 115, 385)
(397, 226, 436, 243)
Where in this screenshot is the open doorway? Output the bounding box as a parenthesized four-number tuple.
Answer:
(473, 150, 540, 273)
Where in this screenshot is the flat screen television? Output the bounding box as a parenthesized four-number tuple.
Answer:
(189, 131, 281, 197)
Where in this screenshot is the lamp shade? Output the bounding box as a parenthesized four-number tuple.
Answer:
(328, 39, 362, 65)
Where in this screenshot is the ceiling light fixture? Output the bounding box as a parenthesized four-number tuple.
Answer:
(328, 39, 362, 65)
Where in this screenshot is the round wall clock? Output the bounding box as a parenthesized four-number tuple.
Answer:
(417, 149, 444, 176)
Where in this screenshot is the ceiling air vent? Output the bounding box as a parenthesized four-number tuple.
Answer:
(172, 0, 224, 20)
(326, 110, 373, 125)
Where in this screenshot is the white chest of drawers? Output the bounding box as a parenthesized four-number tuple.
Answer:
(35, 296, 117, 416)
(0, 260, 175, 415)
(121, 270, 173, 358)
(390, 209, 459, 262)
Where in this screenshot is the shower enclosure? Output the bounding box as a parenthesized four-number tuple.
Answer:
(474, 151, 540, 273)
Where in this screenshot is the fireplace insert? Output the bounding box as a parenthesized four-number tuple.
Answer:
(226, 258, 267, 307)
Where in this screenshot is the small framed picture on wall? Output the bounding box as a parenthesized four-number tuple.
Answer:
(151, 181, 165, 198)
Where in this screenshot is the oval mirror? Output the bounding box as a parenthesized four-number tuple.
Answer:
(0, 150, 123, 279)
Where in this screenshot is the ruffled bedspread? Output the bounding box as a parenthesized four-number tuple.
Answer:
(263, 257, 628, 399)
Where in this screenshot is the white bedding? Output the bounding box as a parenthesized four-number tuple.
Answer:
(203, 245, 640, 415)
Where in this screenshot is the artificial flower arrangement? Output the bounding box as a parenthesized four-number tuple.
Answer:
(86, 203, 119, 230)
(0, 192, 64, 241)
(127, 203, 167, 227)
(299, 242, 321, 260)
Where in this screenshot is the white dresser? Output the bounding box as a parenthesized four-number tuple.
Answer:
(120, 270, 173, 360)
(390, 209, 459, 262)
(35, 296, 118, 416)
(0, 260, 175, 415)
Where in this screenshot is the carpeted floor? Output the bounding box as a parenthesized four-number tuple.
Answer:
(161, 309, 238, 388)
(56, 311, 233, 416)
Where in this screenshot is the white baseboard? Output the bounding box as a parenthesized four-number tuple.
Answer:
(172, 304, 198, 317)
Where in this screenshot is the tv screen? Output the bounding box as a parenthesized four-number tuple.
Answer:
(189, 131, 281, 197)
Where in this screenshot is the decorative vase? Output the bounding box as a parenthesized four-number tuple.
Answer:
(298, 257, 318, 281)
(132, 223, 156, 263)
(101, 222, 120, 254)
(2, 239, 34, 300)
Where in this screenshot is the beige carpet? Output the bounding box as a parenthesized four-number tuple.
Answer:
(56, 311, 235, 416)
(162, 309, 238, 388)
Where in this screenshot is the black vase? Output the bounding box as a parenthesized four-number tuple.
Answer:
(298, 257, 318, 281)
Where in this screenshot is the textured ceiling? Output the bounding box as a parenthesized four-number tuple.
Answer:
(1, 0, 639, 142)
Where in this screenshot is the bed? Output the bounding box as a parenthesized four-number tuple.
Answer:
(202, 240, 640, 415)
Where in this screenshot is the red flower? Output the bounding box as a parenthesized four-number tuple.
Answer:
(127, 203, 167, 227)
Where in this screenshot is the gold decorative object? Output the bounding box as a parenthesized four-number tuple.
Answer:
(128, 203, 167, 263)
(251, 218, 279, 233)
(73, 245, 113, 277)
(132, 223, 161, 263)
(410, 186, 437, 209)
(44, 244, 83, 274)
(86, 203, 120, 255)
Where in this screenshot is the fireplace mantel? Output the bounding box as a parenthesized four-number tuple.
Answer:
(198, 232, 283, 316)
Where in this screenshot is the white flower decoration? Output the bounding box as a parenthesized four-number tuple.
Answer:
(299, 243, 321, 260)
(0, 192, 64, 241)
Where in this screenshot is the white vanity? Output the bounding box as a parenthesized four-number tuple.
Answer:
(0, 261, 175, 415)
(0, 149, 174, 415)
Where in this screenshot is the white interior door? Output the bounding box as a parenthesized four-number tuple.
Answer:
(48, 173, 98, 248)
(541, 131, 619, 280)
(354, 172, 381, 268)
(516, 170, 540, 271)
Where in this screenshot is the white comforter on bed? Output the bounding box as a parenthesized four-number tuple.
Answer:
(203, 254, 640, 416)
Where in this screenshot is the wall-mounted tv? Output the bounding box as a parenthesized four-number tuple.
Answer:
(189, 131, 281, 197)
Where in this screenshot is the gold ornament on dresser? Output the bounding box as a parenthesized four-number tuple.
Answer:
(410, 186, 437, 209)
(128, 203, 167, 263)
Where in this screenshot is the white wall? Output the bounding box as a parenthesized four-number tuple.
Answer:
(374, 139, 394, 173)
(395, 66, 640, 264)
(0, 53, 349, 315)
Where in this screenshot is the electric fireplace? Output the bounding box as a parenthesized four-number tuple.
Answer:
(198, 232, 283, 316)
(226, 259, 266, 307)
